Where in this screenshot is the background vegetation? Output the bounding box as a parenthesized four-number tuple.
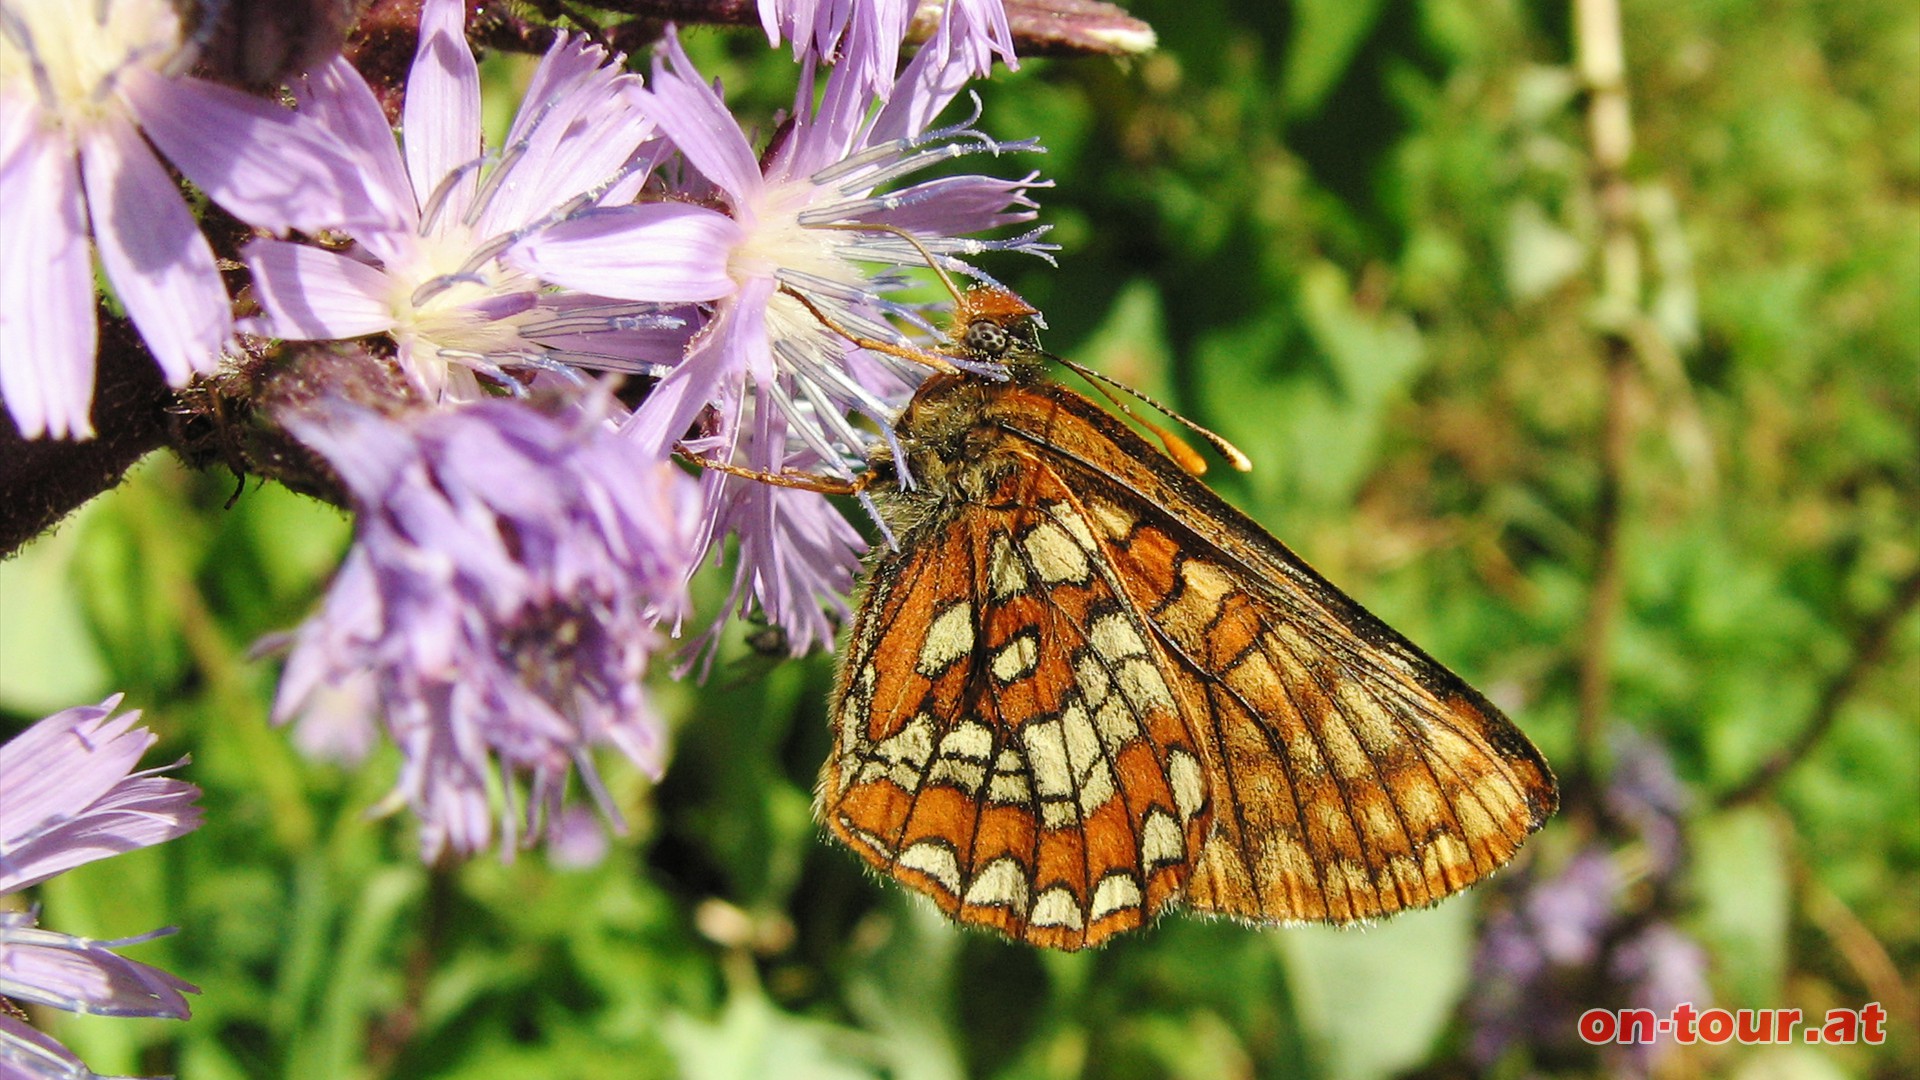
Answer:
(2, 0, 1913, 1076)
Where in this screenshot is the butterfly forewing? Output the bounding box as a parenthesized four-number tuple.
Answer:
(821, 457, 1214, 949)
(988, 383, 1556, 925)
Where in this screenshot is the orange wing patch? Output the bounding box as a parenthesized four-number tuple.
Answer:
(819, 467, 1213, 949)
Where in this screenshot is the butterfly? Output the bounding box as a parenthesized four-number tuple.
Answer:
(813, 285, 1557, 950)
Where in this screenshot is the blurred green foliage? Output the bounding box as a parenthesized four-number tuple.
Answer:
(2, 0, 1914, 1077)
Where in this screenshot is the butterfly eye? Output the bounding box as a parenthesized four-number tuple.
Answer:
(963, 318, 1014, 359)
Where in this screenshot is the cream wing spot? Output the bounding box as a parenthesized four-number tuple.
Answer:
(1086, 496, 1136, 541)
(988, 747, 1031, 804)
(928, 756, 986, 793)
(858, 713, 936, 790)
(1022, 718, 1073, 800)
(1116, 656, 1175, 710)
(899, 841, 962, 896)
(1041, 799, 1079, 829)
(1031, 887, 1085, 930)
(1166, 748, 1206, 823)
(938, 720, 993, 761)
(987, 532, 1027, 600)
(1141, 809, 1184, 868)
(1074, 655, 1113, 707)
(991, 634, 1040, 683)
(1023, 520, 1092, 584)
(929, 722, 993, 793)
(1053, 503, 1100, 552)
(835, 662, 878, 751)
(1077, 761, 1116, 816)
(1179, 557, 1236, 605)
(964, 857, 1031, 913)
(1089, 611, 1149, 659)
(1090, 873, 1143, 921)
(1093, 694, 1141, 751)
(917, 602, 975, 675)
(1061, 703, 1102, 779)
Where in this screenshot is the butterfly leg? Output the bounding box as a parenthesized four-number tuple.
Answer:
(672, 446, 872, 496)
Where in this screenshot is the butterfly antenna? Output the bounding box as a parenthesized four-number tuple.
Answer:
(1055, 356, 1253, 474)
(815, 222, 969, 309)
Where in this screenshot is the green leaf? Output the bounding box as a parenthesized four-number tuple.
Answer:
(0, 502, 111, 712)
(1279, 899, 1475, 1080)
(1283, 0, 1389, 117)
(1690, 807, 1791, 1004)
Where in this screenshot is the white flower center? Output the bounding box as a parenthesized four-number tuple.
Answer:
(385, 223, 546, 385)
(0, 0, 181, 128)
(728, 184, 849, 286)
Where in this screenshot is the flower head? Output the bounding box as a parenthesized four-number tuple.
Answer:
(510, 30, 1049, 647)
(243, 0, 687, 403)
(0, 696, 203, 1078)
(514, 29, 1050, 467)
(0, 0, 376, 439)
(273, 397, 701, 861)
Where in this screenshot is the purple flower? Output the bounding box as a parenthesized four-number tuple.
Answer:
(273, 397, 700, 862)
(1611, 921, 1712, 1074)
(1606, 727, 1690, 875)
(911, 0, 1018, 79)
(0, 0, 376, 439)
(1467, 848, 1621, 1066)
(513, 29, 1051, 468)
(0, 696, 203, 1077)
(243, 0, 687, 403)
(759, 0, 914, 93)
(510, 31, 1048, 647)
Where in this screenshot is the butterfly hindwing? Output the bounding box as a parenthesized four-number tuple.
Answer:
(821, 459, 1213, 949)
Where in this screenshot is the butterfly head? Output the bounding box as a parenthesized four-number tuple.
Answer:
(951, 285, 1046, 366)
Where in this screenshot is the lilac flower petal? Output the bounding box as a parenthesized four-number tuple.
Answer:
(1, 702, 152, 862)
(479, 37, 652, 236)
(636, 35, 765, 205)
(0, 913, 197, 1019)
(859, 172, 1043, 233)
(0, 1012, 89, 1078)
(927, 0, 1017, 78)
(1, 775, 204, 895)
(271, 552, 382, 726)
(619, 276, 775, 459)
(0, 107, 94, 440)
(123, 68, 396, 236)
(404, 0, 482, 225)
(872, 36, 976, 145)
(0, 699, 203, 894)
(518, 297, 700, 374)
(510, 203, 742, 302)
(245, 240, 398, 340)
(705, 469, 862, 657)
(292, 55, 417, 229)
(78, 116, 229, 387)
(545, 806, 610, 869)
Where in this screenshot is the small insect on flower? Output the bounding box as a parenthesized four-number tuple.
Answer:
(814, 280, 1558, 950)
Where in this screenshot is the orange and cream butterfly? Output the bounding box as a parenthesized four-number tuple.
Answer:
(812, 285, 1556, 951)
